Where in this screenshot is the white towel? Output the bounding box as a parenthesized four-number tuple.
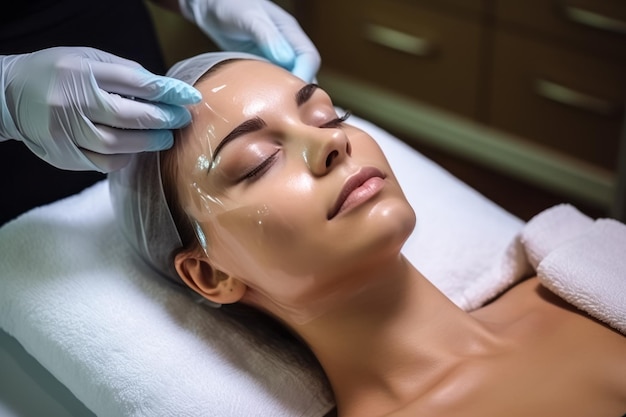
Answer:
(0, 181, 333, 417)
(522, 205, 626, 335)
(520, 204, 594, 269)
(0, 115, 527, 417)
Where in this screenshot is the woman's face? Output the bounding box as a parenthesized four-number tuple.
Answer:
(174, 59, 415, 321)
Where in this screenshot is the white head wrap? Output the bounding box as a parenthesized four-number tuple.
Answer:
(109, 52, 266, 284)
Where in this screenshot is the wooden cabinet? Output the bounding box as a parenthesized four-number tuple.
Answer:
(490, 0, 626, 172)
(305, 0, 485, 118)
(494, 0, 626, 61)
(298, 0, 626, 217)
(488, 29, 625, 171)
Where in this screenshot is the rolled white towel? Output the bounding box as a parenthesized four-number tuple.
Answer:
(521, 204, 594, 269)
(537, 218, 626, 335)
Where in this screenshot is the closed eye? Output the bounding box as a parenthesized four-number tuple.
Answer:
(241, 149, 280, 181)
(240, 111, 351, 181)
(320, 111, 351, 128)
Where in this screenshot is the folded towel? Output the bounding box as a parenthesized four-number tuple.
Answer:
(0, 115, 526, 417)
(538, 219, 626, 334)
(522, 205, 626, 335)
(520, 204, 594, 269)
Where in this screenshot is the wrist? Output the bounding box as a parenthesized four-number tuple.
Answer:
(0, 55, 25, 141)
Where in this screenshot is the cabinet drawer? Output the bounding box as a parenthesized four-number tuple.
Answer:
(303, 0, 484, 119)
(495, 0, 626, 61)
(488, 30, 625, 171)
(404, 0, 486, 16)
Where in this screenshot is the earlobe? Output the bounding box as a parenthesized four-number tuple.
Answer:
(174, 250, 246, 305)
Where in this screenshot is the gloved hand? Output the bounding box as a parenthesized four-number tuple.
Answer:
(178, 0, 320, 82)
(0, 47, 201, 172)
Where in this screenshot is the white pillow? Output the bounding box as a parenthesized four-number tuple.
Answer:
(0, 115, 525, 417)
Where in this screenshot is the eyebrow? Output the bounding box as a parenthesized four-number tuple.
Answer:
(212, 116, 267, 160)
(296, 83, 319, 107)
(209, 83, 320, 167)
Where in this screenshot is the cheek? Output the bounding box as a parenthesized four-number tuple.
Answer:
(350, 133, 393, 167)
(201, 204, 278, 274)
(196, 163, 322, 271)
(201, 194, 319, 281)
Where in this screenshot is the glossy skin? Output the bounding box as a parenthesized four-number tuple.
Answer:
(169, 60, 626, 417)
(171, 59, 416, 323)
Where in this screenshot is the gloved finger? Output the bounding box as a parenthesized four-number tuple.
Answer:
(262, 1, 320, 81)
(235, 9, 296, 68)
(81, 148, 133, 173)
(75, 124, 174, 155)
(256, 31, 296, 69)
(78, 46, 145, 70)
(89, 60, 202, 105)
(88, 92, 193, 130)
(290, 52, 321, 83)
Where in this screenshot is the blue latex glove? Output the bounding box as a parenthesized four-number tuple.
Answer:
(178, 0, 320, 82)
(0, 47, 201, 172)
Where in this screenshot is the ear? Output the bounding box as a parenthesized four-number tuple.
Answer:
(174, 248, 246, 305)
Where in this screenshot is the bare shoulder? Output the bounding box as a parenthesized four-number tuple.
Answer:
(387, 350, 626, 417)
(489, 277, 626, 402)
(516, 278, 626, 393)
(387, 278, 626, 417)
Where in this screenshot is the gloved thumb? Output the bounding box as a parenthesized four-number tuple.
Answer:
(245, 15, 296, 69)
(258, 1, 320, 81)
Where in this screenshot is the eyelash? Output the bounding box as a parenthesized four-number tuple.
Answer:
(242, 149, 279, 180)
(321, 111, 351, 128)
(242, 111, 352, 181)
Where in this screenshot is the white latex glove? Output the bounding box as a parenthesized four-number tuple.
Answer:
(0, 47, 202, 172)
(178, 0, 320, 82)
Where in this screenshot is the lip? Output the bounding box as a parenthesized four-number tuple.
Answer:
(328, 167, 386, 220)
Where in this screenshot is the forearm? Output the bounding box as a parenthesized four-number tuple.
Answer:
(0, 54, 22, 142)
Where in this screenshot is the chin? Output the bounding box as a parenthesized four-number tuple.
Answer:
(368, 198, 416, 249)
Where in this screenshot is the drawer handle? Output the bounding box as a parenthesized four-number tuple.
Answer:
(562, 4, 626, 35)
(533, 79, 620, 116)
(363, 23, 436, 57)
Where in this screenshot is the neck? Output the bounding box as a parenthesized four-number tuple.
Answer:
(290, 256, 500, 416)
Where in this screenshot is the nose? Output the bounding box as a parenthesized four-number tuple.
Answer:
(302, 127, 351, 176)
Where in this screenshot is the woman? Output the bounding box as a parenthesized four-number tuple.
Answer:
(110, 52, 626, 417)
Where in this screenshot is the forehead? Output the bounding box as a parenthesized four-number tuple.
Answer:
(176, 60, 305, 162)
(195, 59, 303, 107)
(184, 60, 303, 141)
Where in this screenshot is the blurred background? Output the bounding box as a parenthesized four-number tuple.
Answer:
(148, 0, 626, 221)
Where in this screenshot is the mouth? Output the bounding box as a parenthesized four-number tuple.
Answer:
(328, 167, 386, 220)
